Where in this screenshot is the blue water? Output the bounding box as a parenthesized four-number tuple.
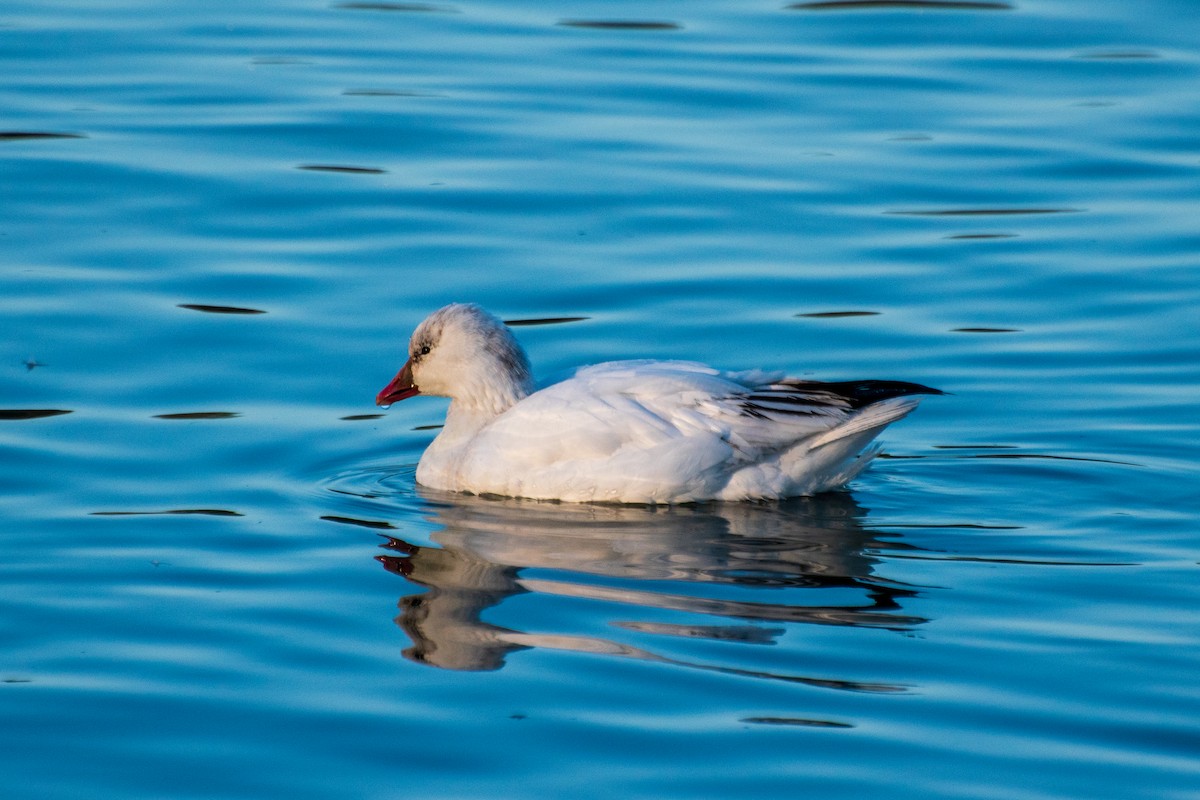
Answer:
(4, 1, 1200, 797)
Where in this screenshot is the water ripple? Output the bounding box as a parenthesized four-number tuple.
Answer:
(0, 409, 72, 420)
(788, 0, 1014, 10)
(557, 20, 684, 31)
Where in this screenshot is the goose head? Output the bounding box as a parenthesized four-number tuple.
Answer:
(376, 303, 534, 416)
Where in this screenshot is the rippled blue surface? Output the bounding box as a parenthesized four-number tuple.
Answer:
(4, 1, 1199, 798)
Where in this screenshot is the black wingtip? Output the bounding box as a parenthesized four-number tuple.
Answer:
(780, 380, 944, 408)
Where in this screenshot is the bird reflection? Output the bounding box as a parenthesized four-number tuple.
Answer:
(377, 492, 926, 677)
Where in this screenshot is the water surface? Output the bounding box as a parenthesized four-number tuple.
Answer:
(3, 1, 1199, 798)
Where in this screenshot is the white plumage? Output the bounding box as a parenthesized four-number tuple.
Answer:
(376, 303, 939, 504)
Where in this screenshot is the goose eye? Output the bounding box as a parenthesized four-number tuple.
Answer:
(419, 344, 431, 356)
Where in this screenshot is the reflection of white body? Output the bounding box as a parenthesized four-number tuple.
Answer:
(382, 493, 924, 673)
(377, 303, 939, 503)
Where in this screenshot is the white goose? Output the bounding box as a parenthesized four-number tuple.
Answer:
(376, 303, 939, 504)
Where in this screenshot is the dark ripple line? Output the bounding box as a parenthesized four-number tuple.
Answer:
(153, 411, 241, 420)
(333, 2, 458, 11)
(888, 553, 1138, 567)
(964, 452, 1140, 467)
(888, 207, 1083, 216)
(178, 303, 267, 315)
(945, 233, 1019, 240)
(894, 450, 1140, 466)
(297, 164, 387, 174)
(504, 316, 590, 327)
(795, 310, 881, 318)
(507, 625, 911, 693)
(0, 409, 72, 420)
(558, 19, 683, 30)
(789, 0, 1013, 9)
(933, 444, 1018, 450)
(952, 327, 1021, 333)
(0, 131, 87, 141)
(342, 89, 444, 97)
(90, 509, 244, 517)
(329, 487, 382, 500)
(742, 716, 854, 729)
(321, 515, 397, 530)
(878, 522, 1024, 530)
